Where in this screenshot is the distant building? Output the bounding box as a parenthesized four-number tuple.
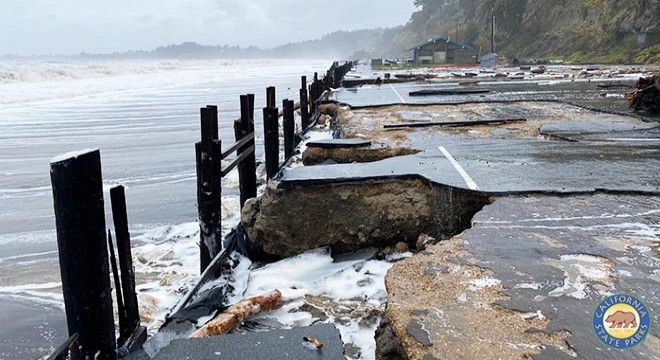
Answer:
(410, 37, 478, 65)
(480, 53, 498, 68)
(371, 58, 383, 67)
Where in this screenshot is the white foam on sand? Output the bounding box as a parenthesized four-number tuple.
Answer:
(240, 247, 393, 360)
(123, 196, 393, 359)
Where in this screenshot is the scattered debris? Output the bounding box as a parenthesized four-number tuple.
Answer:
(625, 74, 660, 113)
(416, 233, 435, 251)
(531, 66, 546, 74)
(303, 336, 325, 349)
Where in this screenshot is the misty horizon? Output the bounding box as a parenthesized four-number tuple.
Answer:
(0, 0, 416, 57)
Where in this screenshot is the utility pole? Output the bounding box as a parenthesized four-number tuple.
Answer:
(491, 6, 496, 53)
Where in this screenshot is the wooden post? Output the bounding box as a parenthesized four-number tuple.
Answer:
(50, 149, 116, 359)
(248, 93, 255, 126)
(266, 86, 276, 109)
(262, 106, 279, 180)
(283, 99, 295, 159)
(196, 106, 222, 273)
(235, 94, 257, 208)
(109, 186, 140, 341)
(300, 76, 309, 130)
(311, 72, 318, 110)
(107, 230, 126, 344)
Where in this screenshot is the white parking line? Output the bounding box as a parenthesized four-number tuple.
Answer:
(390, 84, 406, 103)
(438, 146, 480, 190)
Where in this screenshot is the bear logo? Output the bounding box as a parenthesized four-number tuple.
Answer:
(605, 311, 637, 329)
(593, 294, 651, 350)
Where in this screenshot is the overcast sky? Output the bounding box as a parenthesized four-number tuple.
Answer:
(0, 0, 417, 55)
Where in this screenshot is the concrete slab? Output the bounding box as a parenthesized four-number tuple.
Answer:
(238, 65, 660, 359)
(280, 102, 660, 194)
(328, 81, 631, 111)
(384, 194, 659, 360)
(128, 324, 344, 360)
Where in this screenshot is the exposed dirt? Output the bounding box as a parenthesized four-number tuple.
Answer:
(302, 146, 419, 165)
(328, 102, 647, 143)
(241, 178, 490, 259)
(382, 237, 576, 360)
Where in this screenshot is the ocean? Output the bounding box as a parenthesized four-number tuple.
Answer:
(0, 58, 331, 359)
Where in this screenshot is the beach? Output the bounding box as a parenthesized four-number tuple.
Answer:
(0, 58, 330, 359)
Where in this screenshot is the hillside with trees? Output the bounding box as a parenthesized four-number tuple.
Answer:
(393, 0, 660, 63)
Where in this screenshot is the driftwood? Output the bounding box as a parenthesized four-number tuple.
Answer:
(384, 118, 526, 129)
(625, 74, 660, 113)
(189, 290, 282, 338)
(303, 336, 324, 349)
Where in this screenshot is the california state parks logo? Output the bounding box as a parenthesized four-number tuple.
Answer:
(593, 294, 651, 349)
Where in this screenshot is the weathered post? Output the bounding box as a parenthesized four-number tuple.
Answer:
(109, 185, 141, 342)
(234, 94, 257, 208)
(300, 76, 309, 130)
(283, 99, 295, 159)
(248, 93, 255, 126)
(107, 230, 126, 344)
(195, 106, 222, 272)
(50, 149, 116, 359)
(266, 86, 276, 109)
(262, 105, 280, 180)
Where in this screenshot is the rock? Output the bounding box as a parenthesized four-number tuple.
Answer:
(393, 242, 408, 253)
(159, 275, 174, 287)
(406, 320, 432, 346)
(375, 317, 406, 360)
(138, 293, 160, 323)
(416, 233, 436, 251)
(295, 303, 328, 322)
(158, 251, 177, 261)
(317, 114, 330, 125)
(377, 246, 393, 260)
(344, 343, 362, 359)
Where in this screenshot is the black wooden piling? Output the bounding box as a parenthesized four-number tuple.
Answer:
(266, 86, 276, 109)
(283, 99, 295, 159)
(248, 93, 255, 126)
(107, 230, 126, 344)
(50, 149, 116, 359)
(235, 94, 257, 208)
(109, 185, 140, 341)
(300, 76, 309, 130)
(263, 105, 280, 180)
(196, 106, 222, 273)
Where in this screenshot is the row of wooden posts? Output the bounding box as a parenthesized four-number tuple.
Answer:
(325, 61, 354, 89)
(194, 65, 354, 272)
(50, 155, 146, 359)
(47, 61, 352, 359)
